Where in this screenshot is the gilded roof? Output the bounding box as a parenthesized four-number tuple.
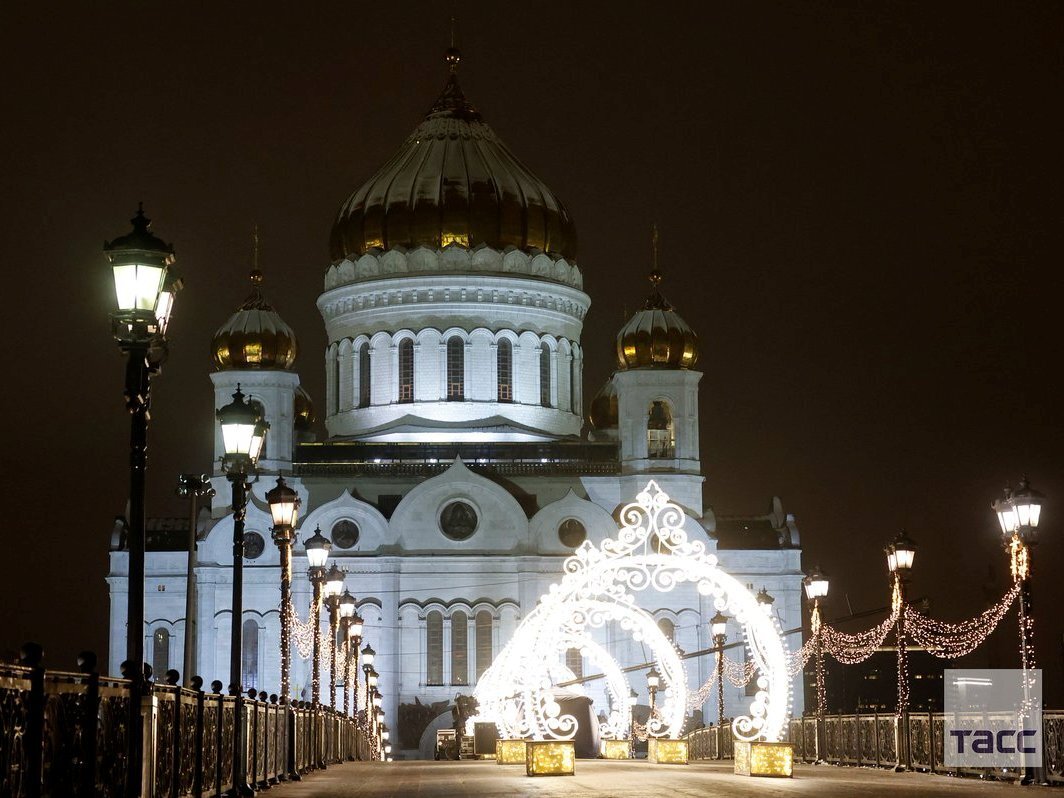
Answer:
(329, 54, 578, 265)
(616, 270, 700, 370)
(212, 271, 298, 371)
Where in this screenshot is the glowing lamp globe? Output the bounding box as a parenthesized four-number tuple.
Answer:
(372, 691, 383, 708)
(348, 613, 364, 639)
(887, 531, 916, 573)
(367, 668, 379, 688)
(323, 564, 345, 598)
(710, 611, 728, 639)
(381, 728, 390, 742)
(646, 667, 661, 690)
(104, 206, 177, 339)
(303, 526, 331, 569)
(803, 567, 829, 600)
(217, 387, 268, 463)
(265, 476, 301, 528)
(384, 744, 392, 755)
(1000, 477, 1045, 544)
(361, 644, 376, 668)
(338, 590, 356, 618)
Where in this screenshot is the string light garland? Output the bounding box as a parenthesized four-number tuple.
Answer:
(820, 609, 899, 664)
(904, 582, 1020, 658)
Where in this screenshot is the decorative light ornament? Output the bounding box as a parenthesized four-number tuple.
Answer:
(472, 480, 792, 744)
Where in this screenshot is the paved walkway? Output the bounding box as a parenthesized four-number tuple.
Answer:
(269, 759, 1057, 797)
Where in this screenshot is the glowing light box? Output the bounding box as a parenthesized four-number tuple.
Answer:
(601, 739, 631, 759)
(648, 738, 688, 764)
(733, 741, 793, 777)
(496, 739, 527, 765)
(525, 740, 575, 776)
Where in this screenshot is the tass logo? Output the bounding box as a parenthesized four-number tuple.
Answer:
(944, 669, 1042, 768)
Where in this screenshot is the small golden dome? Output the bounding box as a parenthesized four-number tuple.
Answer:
(587, 377, 619, 430)
(616, 269, 699, 370)
(294, 385, 316, 432)
(212, 272, 298, 371)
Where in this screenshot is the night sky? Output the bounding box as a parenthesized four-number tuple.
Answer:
(2, 3, 1061, 700)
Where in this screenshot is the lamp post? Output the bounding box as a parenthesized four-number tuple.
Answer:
(266, 476, 301, 702)
(646, 667, 660, 738)
(371, 688, 384, 758)
(992, 477, 1044, 784)
(176, 474, 214, 688)
(709, 611, 728, 756)
(347, 613, 364, 721)
(323, 564, 345, 709)
(803, 567, 830, 762)
(106, 205, 179, 798)
(304, 527, 331, 707)
(886, 530, 916, 772)
(217, 386, 268, 795)
(628, 686, 638, 757)
(338, 591, 356, 716)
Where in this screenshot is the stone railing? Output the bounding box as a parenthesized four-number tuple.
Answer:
(685, 712, 1064, 786)
(2, 650, 372, 798)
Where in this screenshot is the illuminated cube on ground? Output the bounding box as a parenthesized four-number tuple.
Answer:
(733, 740, 794, 777)
(601, 739, 631, 759)
(496, 739, 527, 765)
(647, 738, 688, 764)
(525, 740, 576, 776)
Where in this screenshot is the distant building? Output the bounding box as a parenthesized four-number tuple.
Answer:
(107, 52, 806, 753)
(806, 648, 946, 714)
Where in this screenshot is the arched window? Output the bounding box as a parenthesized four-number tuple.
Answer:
(475, 611, 493, 679)
(358, 342, 371, 408)
(426, 611, 443, 685)
(451, 611, 468, 685)
(497, 339, 513, 402)
(398, 339, 414, 403)
(333, 349, 341, 415)
(446, 338, 464, 401)
(570, 352, 578, 413)
(539, 343, 552, 407)
(152, 628, 169, 679)
(242, 620, 259, 691)
(647, 401, 675, 458)
(565, 648, 583, 679)
(657, 617, 675, 643)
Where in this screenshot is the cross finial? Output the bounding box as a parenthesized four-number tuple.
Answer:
(445, 16, 461, 72)
(649, 223, 662, 288)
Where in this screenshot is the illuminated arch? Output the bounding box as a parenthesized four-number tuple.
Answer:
(473, 481, 791, 743)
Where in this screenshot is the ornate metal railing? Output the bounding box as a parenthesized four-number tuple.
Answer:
(686, 711, 1064, 785)
(2, 650, 373, 798)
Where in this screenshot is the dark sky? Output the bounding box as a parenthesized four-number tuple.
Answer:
(2, 2, 1061, 699)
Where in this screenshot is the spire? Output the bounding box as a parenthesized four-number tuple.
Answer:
(241, 225, 272, 311)
(644, 223, 671, 310)
(446, 16, 460, 72)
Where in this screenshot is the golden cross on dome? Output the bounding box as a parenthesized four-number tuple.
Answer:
(250, 223, 263, 284)
(649, 223, 663, 288)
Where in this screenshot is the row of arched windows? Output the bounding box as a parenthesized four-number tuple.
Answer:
(328, 332, 583, 414)
(425, 609, 495, 686)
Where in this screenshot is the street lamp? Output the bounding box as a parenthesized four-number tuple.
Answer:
(338, 591, 356, 717)
(710, 610, 728, 754)
(886, 530, 915, 771)
(304, 526, 331, 707)
(993, 477, 1045, 785)
(323, 564, 345, 709)
(105, 205, 179, 794)
(176, 474, 214, 688)
(803, 567, 830, 762)
(217, 386, 268, 793)
(646, 667, 660, 736)
(266, 476, 301, 703)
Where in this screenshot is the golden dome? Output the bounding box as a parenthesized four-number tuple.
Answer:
(212, 271, 298, 371)
(616, 269, 699, 370)
(294, 385, 316, 432)
(587, 377, 618, 430)
(329, 51, 578, 266)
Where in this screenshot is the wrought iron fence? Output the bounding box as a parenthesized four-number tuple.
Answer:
(685, 711, 1064, 786)
(2, 652, 372, 798)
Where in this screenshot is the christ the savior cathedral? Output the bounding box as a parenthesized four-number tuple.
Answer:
(107, 51, 806, 754)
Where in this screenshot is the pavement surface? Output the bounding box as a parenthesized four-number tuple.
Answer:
(267, 759, 1058, 797)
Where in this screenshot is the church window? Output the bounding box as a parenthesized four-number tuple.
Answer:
(242, 531, 265, 559)
(647, 401, 675, 458)
(358, 342, 370, 408)
(565, 648, 583, 679)
(539, 343, 552, 407)
(497, 339, 513, 402)
(440, 501, 478, 541)
(446, 337, 464, 401)
(333, 349, 341, 415)
(657, 617, 675, 643)
(475, 611, 493, 679)
(331, 519, 359, 549)
(558, 518, 586, 548)
(570, 351, 578, 413)
(451, 611, 468, 686)
(426, 611, 443, 685)
(152, 628, 169, 679)
(242, 619, 259, 691)
(398, 339, 414, 403)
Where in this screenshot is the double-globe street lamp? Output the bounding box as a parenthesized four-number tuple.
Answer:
(105, 206, 180, 795)
(303, 527, 332, 707)
(645, 667, 660, 738)
(710, 610, 728, 751)
(265, 476, 301, 703)
(217, 386, 268, 793)
(323, 564, 346, 709)
(886, 530, 916, 772)
(802, 566, 830, 762)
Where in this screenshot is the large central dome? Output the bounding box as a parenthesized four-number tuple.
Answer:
(329, 53, 578, 264)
